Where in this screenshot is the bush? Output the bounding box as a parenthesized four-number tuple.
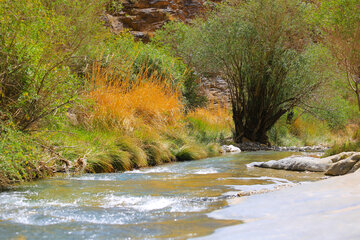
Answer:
(0, 123, 52, 185)
(0, 0, 107, 130)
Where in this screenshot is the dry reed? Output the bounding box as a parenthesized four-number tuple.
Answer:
(87, 62, 182, 130)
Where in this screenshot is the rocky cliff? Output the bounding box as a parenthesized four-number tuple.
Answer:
(104, 0, 220, 41)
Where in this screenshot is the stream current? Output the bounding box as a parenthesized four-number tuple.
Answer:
(0, 151, 324, 239)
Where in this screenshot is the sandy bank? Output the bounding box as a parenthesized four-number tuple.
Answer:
(195, 170, 360, 240)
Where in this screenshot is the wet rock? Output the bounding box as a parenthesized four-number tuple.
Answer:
(250, 156, 332, 172)
(222, 145, 241, 153)
(325, 158, 358, 176)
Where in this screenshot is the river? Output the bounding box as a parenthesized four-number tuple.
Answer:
(0, 151, 324, 239)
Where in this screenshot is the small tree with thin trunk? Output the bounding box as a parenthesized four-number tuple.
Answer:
(162, 0, 330, 144)
(313, 0, 360, 111)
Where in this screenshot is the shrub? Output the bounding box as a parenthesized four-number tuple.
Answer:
(0, 0, 107, 130)
(0, 123, 52, 184)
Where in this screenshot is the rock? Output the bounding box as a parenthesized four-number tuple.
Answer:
(103, 14, 124, 34)
(323, 152, 356, 163)
(325, 157, 358, 176)
(66, 113, 79, 126)
(351, 153, 360, 161)
(200, 75, 231, 108)
(106, 0, 221, 40)
(222, 145, 241, 153)
(348, 160, 360, 174)
(249, 156, 332, 172)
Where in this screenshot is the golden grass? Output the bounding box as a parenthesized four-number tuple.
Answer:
(88, 63, 182, 130)
(187, 103, 233, 130)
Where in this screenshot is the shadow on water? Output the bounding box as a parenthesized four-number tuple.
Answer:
(0, 151, 325, 239)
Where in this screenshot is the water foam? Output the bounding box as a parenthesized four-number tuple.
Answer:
(102, 194, 206, 212)
(192, 168, 219, 174)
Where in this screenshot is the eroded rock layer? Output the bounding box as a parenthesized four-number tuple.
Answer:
(105, 0, 220, 40)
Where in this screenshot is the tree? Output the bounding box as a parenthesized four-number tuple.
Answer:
(313, 0, 360, 111)
(158, 0, 330, 144)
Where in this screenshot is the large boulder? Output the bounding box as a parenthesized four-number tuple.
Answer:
(250, 152, 360, 176)
(249, 156, 333, 172)
(325, 153, 360, 176)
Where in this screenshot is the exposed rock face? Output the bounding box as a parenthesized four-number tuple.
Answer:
(248, 152, 360, 176)
(200, 76, 231, 108)
(105, 0, 220, 39)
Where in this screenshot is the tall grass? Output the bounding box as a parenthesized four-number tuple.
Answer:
(186, 104, 233, 144)
(87, 63, 182, 130)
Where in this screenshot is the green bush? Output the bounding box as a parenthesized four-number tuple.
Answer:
(0, 0, 107, 130)
(325, 141, 360, 156)
(0, 122, 52, 185)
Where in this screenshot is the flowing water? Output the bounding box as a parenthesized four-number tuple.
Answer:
(0, 151, 325, 240)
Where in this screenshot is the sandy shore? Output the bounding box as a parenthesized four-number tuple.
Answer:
(195, 170, 360, 240)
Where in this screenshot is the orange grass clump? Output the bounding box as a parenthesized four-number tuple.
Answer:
(87, 64, 182, 130)
(188, 103, 233, 128)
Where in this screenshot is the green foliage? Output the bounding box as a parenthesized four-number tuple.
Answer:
(91, 33, 206, 109)
(115, 136, 148, 168)
(0, 122, 52, 186)
(0, 0, 107, 130)
(312, 0, 360, 35)
(106, 0, 123, 15)
(269, 109, 334, 146)
(175, 145, 208, 161)
(187, 117, 228, 144)
(311, 0, 360, 111)
(325, 141, 360, 156)
(153, 20, 191, 59)
(159, 0, 331, 143)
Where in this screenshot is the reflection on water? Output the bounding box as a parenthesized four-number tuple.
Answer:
(0, 151, 324, 239)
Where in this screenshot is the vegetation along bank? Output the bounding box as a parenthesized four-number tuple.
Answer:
(1, 0, 359, 189)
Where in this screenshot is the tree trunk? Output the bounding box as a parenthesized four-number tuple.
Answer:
(233, 107, 286, 145)
(356, 80, 360, 112)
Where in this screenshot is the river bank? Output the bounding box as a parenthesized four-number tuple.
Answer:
(197, 168, 360, 240)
